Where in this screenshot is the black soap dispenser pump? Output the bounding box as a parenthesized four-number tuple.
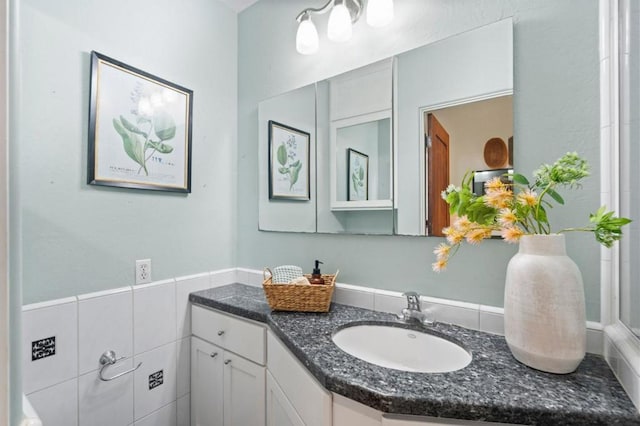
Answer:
(310, 260, 325, 285)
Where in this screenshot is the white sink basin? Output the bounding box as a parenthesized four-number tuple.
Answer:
(332, 325, 472, 373)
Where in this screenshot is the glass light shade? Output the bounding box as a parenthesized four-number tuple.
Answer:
(296, 17, 319, 55)
(366, 0, 394, 28)
(327, 3, 352, 42)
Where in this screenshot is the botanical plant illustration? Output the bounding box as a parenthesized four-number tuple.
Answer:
(351, 158, 365, 197)
(433, 152, 631, 272)
(112, 83, 176, 175)
(276, 135, 303, 190)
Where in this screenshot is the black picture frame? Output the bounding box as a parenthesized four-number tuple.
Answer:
(87, 51, 193, 193)
(268, 120, 311, 200)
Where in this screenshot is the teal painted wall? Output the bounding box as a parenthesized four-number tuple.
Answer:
(237, 0, 602, 321)
(13, 0, 239, 304)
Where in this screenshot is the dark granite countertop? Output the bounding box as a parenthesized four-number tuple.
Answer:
(189, 284, 640, 425)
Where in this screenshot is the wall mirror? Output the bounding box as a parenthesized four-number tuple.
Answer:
(257, 18, 513, 237)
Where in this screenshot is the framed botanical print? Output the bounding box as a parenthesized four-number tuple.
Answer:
(88, 51, 193, 193)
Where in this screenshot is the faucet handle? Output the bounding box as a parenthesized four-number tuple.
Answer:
(402, 291, 421, 311)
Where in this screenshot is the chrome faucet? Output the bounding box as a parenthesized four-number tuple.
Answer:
(397, 291, 434, 326)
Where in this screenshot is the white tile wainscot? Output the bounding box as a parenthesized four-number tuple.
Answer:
(22, 297, 78, 395)
(21, 267, 238, 426)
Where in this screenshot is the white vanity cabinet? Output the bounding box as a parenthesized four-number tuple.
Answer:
(266, 331, 332, 426)
(191, 305, 266, 426)
(190, 304, 521, 426)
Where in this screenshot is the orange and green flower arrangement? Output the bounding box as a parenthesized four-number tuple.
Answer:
(433, 152, 631, 272)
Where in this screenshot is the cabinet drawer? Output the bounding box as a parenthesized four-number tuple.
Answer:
(192, 305, 266, 365)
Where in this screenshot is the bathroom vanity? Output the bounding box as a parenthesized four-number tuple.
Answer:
(189, 284, 640, 425)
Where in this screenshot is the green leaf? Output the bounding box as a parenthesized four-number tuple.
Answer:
(147, 140, 174, 154)
(153, 110, 177, 141)
(547, 188, 565, 205)
(277, 144, 287, 166)
(119, 115, 148, 137)
(113, 118, 146, 170)
(512, 173, 529, 185)
(534, 205, 549, 226)
(137, 116, 151, 125)
(290, 164, 300, 189)
(358, 167, 364, 180)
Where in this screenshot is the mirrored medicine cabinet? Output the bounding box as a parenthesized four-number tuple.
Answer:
(258, 18, 513, 237)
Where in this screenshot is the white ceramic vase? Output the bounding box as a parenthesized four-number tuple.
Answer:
(504, 234, 586, 374)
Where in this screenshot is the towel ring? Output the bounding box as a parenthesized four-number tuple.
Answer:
(98, 350, 142, 382)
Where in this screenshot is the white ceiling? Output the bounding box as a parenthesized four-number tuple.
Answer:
(220, 0, 260, 13)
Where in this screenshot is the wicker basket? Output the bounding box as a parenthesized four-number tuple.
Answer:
(262, 269, 338, 312)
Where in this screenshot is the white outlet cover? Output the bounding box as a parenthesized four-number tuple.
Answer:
(136, 259, 152, 285)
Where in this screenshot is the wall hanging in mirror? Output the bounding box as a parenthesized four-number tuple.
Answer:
(87, 51, 193, 193)
(483, 137, 508, 168)
(268, 120, 311, 200)
(347, 148, 368, 201)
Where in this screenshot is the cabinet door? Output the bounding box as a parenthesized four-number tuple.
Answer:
(191, 337, 223, 426)
(267, 332, 332, 426)
(266, 371, 305, 426)
(223, 351, 266, 426)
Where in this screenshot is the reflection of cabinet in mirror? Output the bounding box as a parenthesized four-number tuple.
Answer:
(327, 59, 393, 212)
(316, 59, 394, 234)
(330, 111, 392, 210)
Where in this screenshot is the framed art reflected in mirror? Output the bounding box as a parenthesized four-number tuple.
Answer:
(347, 148, 369, 201)
(268, 120, 311, 201)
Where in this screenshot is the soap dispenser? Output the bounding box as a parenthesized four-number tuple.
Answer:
(309, 260, 325, 285)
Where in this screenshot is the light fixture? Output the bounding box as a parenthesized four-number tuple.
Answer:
(296, 0, 393, 55)
(296, 12, 319, 55)
(327, 0, 353, 42)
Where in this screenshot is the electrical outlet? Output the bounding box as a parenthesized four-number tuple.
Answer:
(136, 259, 152, 285)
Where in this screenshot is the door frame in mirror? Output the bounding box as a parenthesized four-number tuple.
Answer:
(418, 91, 513, 235)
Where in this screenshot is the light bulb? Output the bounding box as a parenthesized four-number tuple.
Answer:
(327, 2, 352, 42)
(366, 0, 394, 28)
(296, 15, 319, 55)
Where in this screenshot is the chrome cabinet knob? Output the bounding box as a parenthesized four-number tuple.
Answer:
(224, 359, 232, 365)
(217, 330, 225, 336)
(210, 352, 218, 358)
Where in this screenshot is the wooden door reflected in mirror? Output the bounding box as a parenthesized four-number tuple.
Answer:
(426, 113, 450, 237)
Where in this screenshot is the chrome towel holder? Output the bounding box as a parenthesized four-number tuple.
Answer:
(98, 350, 142, 381)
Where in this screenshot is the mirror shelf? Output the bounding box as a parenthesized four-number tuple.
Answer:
(330, 200, 393, 211)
